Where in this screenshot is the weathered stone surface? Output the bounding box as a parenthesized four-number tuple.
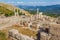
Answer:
(8, 29, 34, 40)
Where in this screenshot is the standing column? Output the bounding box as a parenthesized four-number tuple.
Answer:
(14, 9, 19, 16)
(14, 9, 16, 16)
(16, 9, 19, 16)
(37, 8, 39, 19)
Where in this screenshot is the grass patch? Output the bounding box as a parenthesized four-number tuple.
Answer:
(0, 31, 7, 40)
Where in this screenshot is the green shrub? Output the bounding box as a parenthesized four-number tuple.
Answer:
(5, 12, 14, 17)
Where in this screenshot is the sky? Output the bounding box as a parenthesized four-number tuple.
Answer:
(0, 0, 60, 6)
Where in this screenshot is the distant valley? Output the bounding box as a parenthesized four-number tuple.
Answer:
(17, 5, 60, 17)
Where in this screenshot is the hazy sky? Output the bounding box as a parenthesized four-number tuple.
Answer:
(0, 0, 60, 6)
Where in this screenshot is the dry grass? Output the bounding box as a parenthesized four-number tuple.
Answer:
(0, 30, 8, 40)
(0, 25, 37, 40)
(11, 25, 37, 37)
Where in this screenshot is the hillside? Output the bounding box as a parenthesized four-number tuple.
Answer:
(0, 3, 60, 40)
(0, 3, 31, 16)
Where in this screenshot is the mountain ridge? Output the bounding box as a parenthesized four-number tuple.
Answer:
(17, 4, 60, 17)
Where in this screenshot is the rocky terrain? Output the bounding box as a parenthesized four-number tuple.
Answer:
(0, 3, 60, 40)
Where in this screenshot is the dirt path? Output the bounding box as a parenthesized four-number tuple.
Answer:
(0, 16, 20, 30)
